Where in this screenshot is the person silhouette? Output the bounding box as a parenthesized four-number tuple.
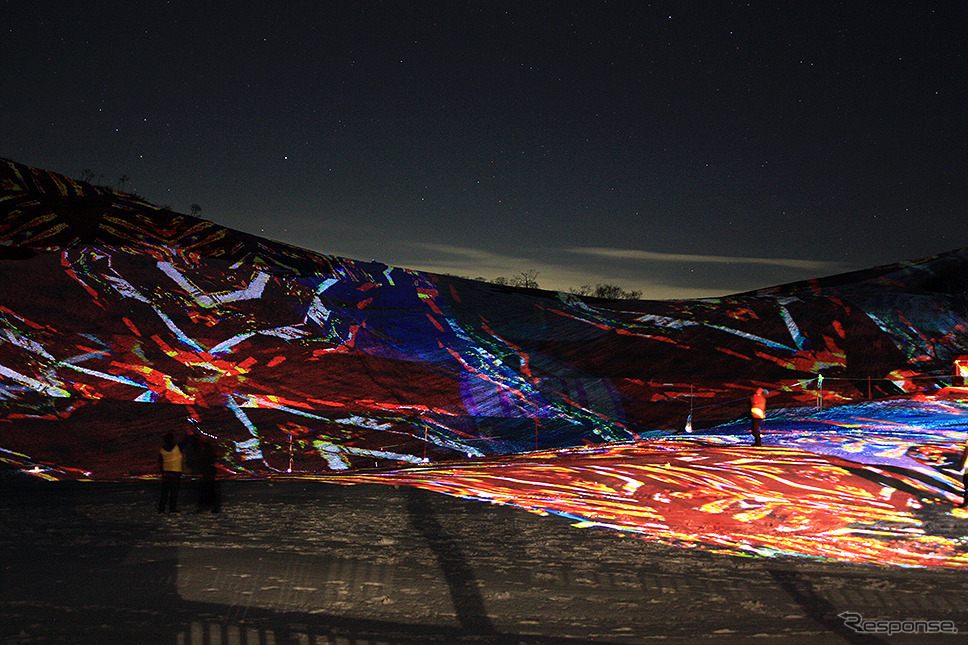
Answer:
(750, 388, 767, 447)
(195, 437, 220, 513)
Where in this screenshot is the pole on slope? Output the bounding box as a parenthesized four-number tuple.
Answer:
(287, 433, 293, 473)
(684, 384, 694, 433)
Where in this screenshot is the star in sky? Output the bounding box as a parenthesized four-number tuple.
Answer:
(2, 1, 967, 298)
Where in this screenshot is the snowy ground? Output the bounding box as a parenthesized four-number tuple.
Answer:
(2, 475, 967, 644)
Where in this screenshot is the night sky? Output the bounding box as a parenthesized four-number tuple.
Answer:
(3, 1, 966, 298)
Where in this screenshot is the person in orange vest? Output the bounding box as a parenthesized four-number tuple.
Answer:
(158, 432, 184, 513)
(750, 388, 767, 447)
(954, 356, 968, 387)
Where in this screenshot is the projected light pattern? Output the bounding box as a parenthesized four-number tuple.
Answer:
(0, 242, 636, 470)
(3, 158, 968, 568)
(323, 427, 968, 569)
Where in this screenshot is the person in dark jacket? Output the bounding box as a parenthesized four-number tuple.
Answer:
(195, 437, 220, 513)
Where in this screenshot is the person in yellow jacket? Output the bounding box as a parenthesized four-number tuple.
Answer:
(750, 388, 767, 447)
(158, 432, 184, 513)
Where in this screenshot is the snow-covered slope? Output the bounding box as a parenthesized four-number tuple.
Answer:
(2, 157, 967, 479)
